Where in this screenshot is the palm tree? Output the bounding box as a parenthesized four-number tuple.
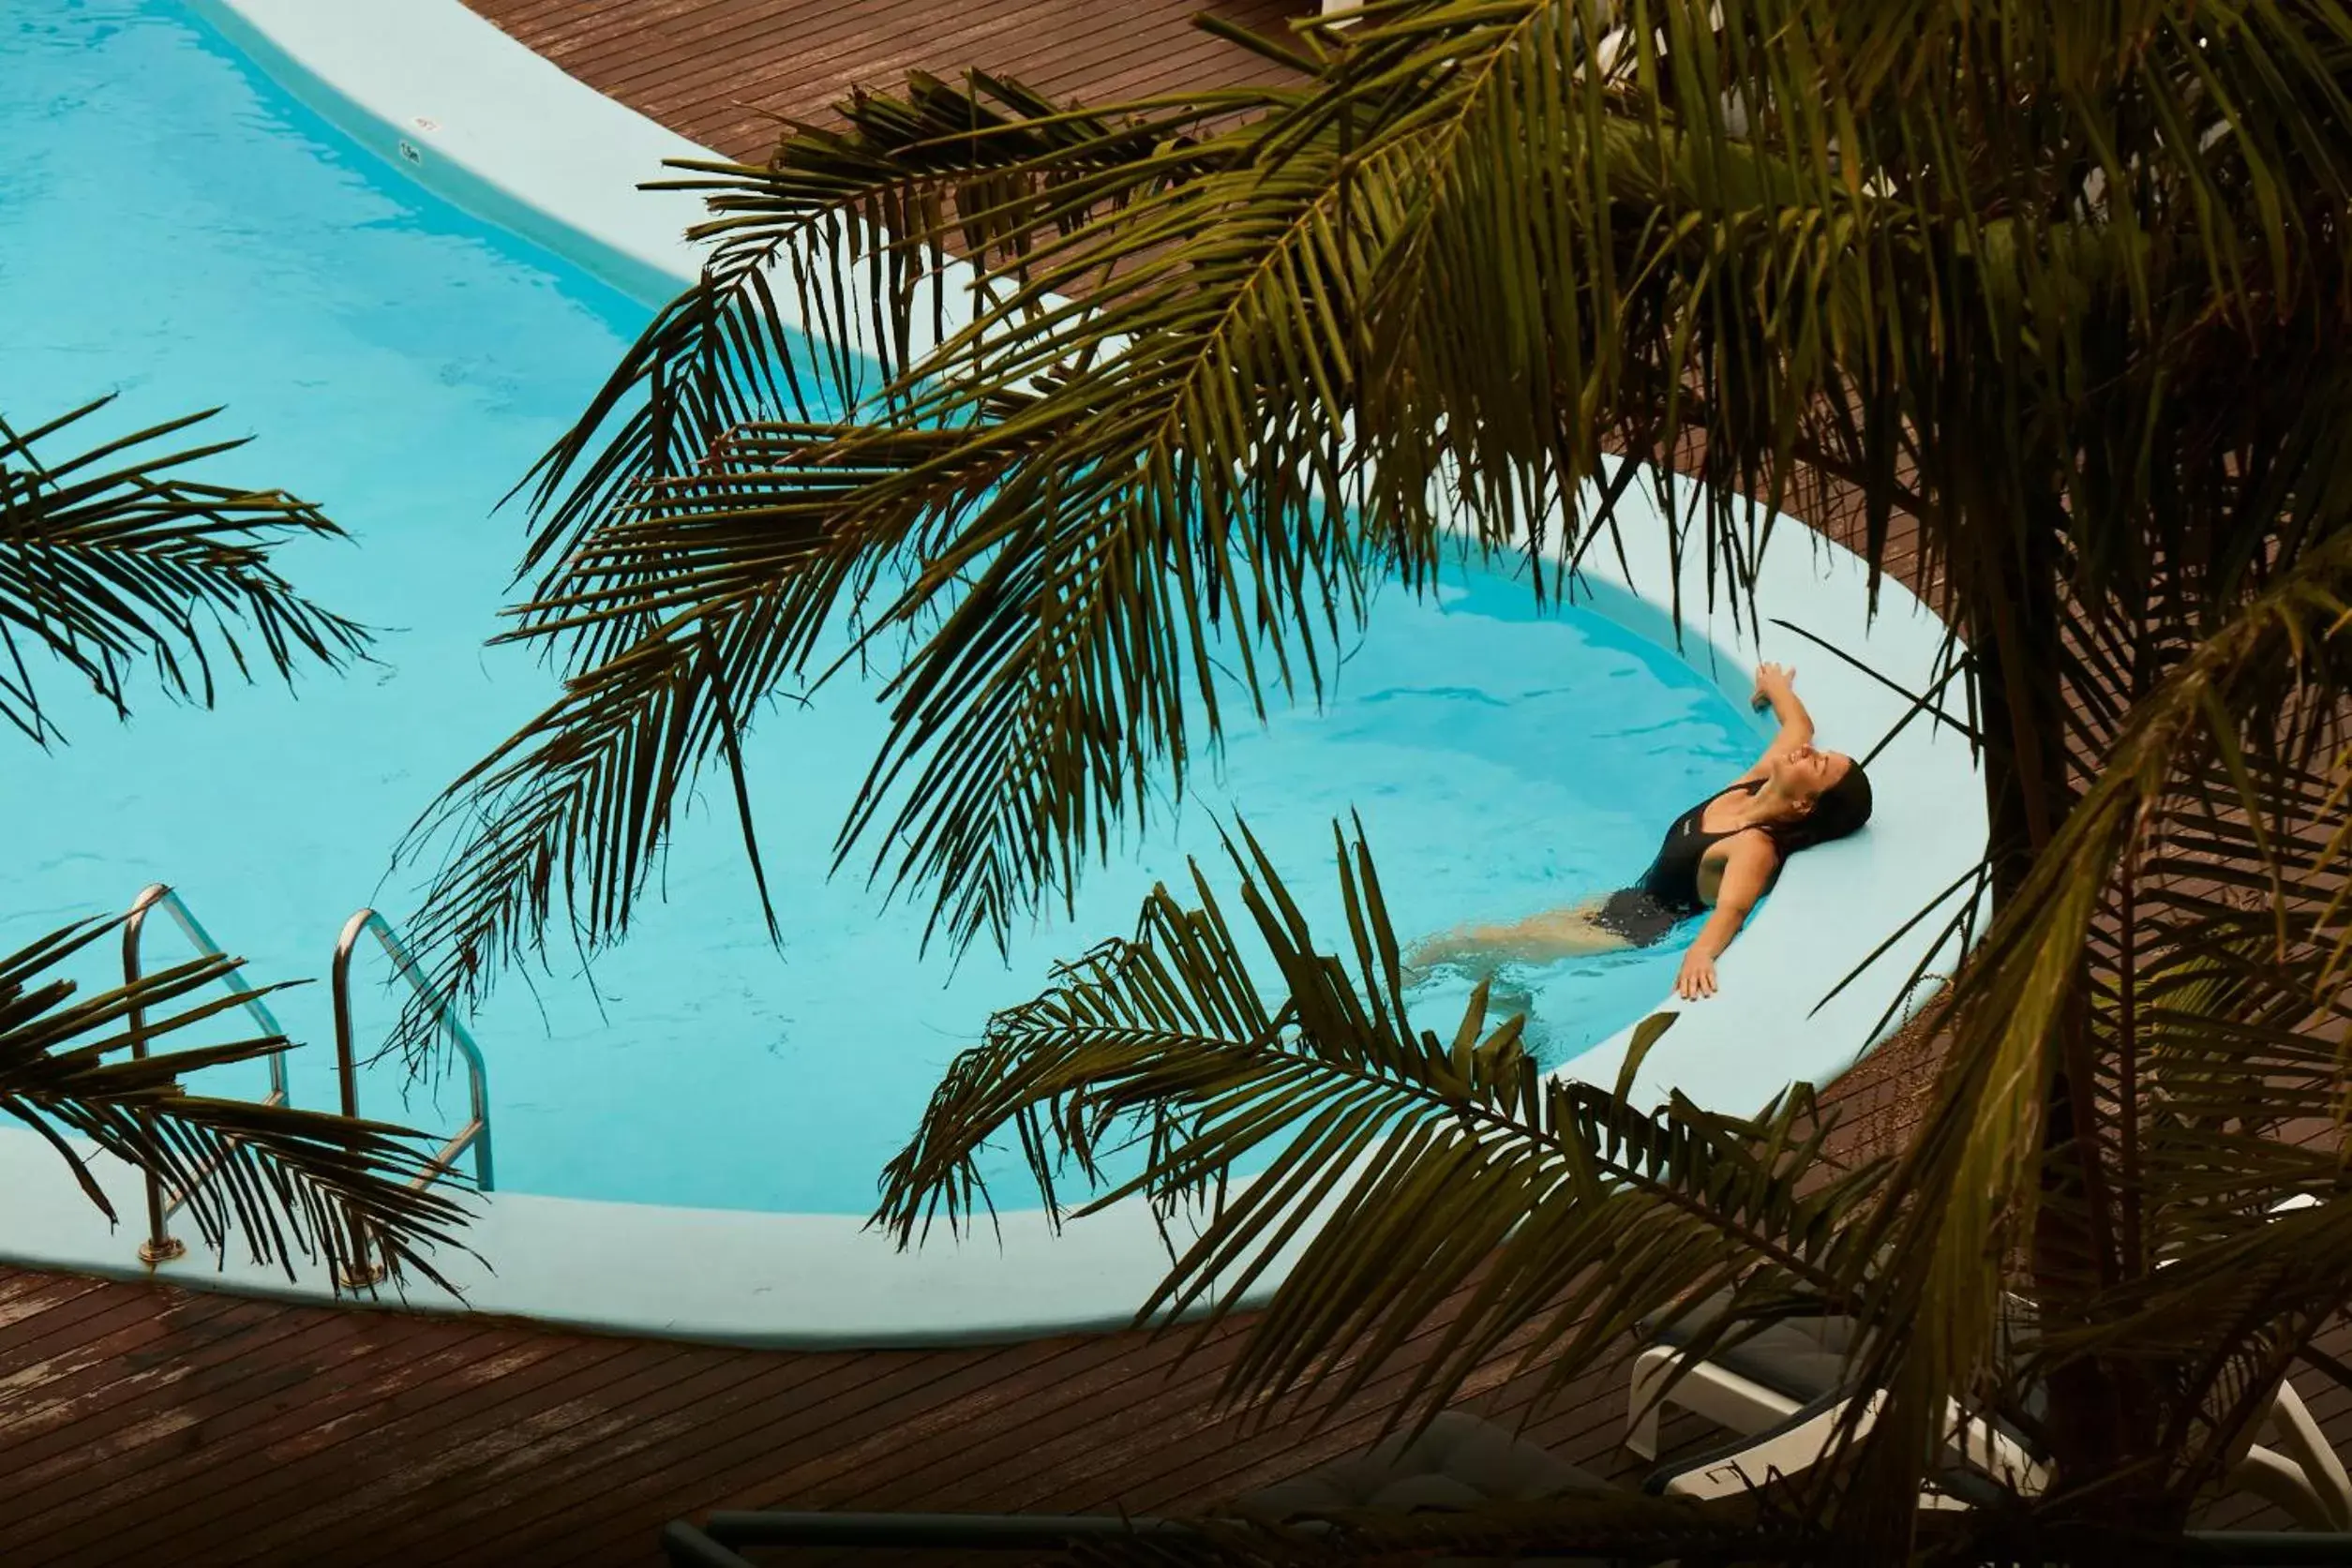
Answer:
(406, 1, 2352, 1554)
(3, 397, 471, 1288)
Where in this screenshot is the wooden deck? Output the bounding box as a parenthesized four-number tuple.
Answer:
(0, 1039, 1947, 1568)
(464, 0, 1309, 163)
(0, 1274, 1596, 1566)
(0, 3, 2334, 1563)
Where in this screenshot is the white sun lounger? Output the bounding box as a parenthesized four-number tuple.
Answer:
(1626, 1294, 2352, 1528)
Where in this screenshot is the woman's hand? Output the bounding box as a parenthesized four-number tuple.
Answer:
(1749, 661, 1797, 712)
(1675, 946, 1718, 1000)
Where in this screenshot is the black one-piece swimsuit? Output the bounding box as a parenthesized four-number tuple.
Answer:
(1594, 780, 1765, 946)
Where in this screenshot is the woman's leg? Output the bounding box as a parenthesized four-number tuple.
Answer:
(1406, 900, 1632, 978)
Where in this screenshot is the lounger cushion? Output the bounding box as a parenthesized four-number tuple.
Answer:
(1640, 1292, 2051, 1453)
(1640, 1293, 1863, 1404)
(1234, 1411, 1619, 1564)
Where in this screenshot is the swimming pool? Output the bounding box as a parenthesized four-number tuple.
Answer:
(0, 0, 1763, 1217)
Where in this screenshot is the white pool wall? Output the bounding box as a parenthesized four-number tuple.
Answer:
(0, 0, 1984, 1345)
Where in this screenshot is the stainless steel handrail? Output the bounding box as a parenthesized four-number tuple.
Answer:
(123, 882, 292, 1266)
(331, 908, 494, 1287)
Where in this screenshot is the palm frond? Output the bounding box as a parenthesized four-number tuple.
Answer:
(0, 396, 369, 743)
(510, 71, 1294, 669)
(408, 64, 1398, 1029)
(1836, 532, 2352, 1526)
(389, 426, 984, 1052)
(0, 918, 472, 1290)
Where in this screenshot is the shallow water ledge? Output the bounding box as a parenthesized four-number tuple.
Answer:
(0, 0, 1985, 1345)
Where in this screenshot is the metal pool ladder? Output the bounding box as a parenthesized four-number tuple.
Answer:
(332, 907, 495, 1286)
(119, 885, 495, 1277)
(122, 883, 292, 1265)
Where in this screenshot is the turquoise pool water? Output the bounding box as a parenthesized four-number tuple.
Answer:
(0, 0, 1759, 1214)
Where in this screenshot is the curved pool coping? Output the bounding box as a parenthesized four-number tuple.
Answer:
(0, 0, 1985, 1347)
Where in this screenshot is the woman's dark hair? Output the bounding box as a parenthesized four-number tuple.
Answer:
(1772, 762, 1874, 856)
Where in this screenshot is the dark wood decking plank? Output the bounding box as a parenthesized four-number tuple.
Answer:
(499, 1333, 1146, 1565)
(1145, 1319, 1585, 1506)
(902, 1297, 1519, 1516)
(1124, 1356, 1605, 1521)
(146, 1330, 665, 1566)
(491, 0, 717, 65)
(409, 1344, 968, 1561)
(0, 1269, 86, 1313)
(326, 1336, 870, 1568)
(763, 1334, 1261, 1516)
(0, 1277, 241, 1398)
(984, 40, 1258, 117)
(0, 1284, 250, 1424)
(418, 1330, 1129, 1566)
(0, 1274, 113, 1339)
(1067, 1341, 1571, 1516)
(562, 21, 1022, 144)
(628, 26, 1157, 149)
(530, 0, 819, 77)
(57, 1324, 550, 1568)
(596, 1, 1291, 115)
(606, 1, 1072, 105)
(499, 1322, 1300, 1563)
(7, 1309, 539, 1546)
(1054, 50, 1289, 108)
(468, 0, 1305, 160)
(3, 1307, 495, 1558)
(340, 1355, 778, 1568)
(0, 1298, 374, 1503)
(338, 1335, 1011, 1561)
(0, 1289, 324, 1472)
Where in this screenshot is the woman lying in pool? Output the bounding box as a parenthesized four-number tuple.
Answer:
(1408, 662, 1872, 1001)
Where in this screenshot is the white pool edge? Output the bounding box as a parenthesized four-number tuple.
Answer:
(0, 0, 1985, 1347)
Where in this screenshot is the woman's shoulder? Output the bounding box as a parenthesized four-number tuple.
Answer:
(1711, 829, 1784, 896)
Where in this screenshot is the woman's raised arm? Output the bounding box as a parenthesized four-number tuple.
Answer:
(1735, 662, 1815, 783)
